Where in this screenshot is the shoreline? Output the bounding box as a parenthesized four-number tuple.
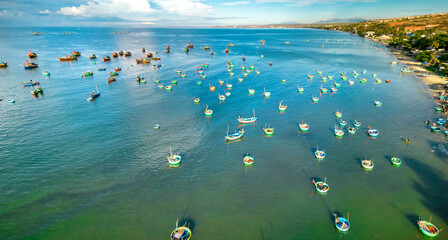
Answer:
(386, 45, 447, 109)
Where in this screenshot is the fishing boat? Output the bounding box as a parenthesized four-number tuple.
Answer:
(353, 121, 361, 128)
(385, 79, 391, 83)
(136, 76, 144, 82)
(219, 79, 224, 85)
(278, 100, 287, 112)
(154, 78, 160, 83)
(22, 80, 39, 87)
(71, 50, 81, 57)
(124, 51, 131, 57)
(103, 56, 111, 62)
(147, 52, 153, 58)
(58, 55, 78, 61)
(229, 72, 235, 76)
(328, 75, 333, 80)
(312, 179, 329, 193)
(322, 77, 328, 82)
(154, 124, 160, 129)
(341, 76, 348, 81)
(360, 78, 367, 83)
(243, 72, 248, 77)
(347, 127, 356, 135)
(330, 86, 338, 93)
(158, 84, 164, 89)
(185, 47, 189, 52)
(248, 88, 255, 95)
(335, 110, 342, 118)
(89, 54, 97, 59)
(225, 92, 231, 97)
(43, 71, 50, 76)
(114, 67, 121, 72)
(312, 97, 319, 103)
(171, 79, 177, 85)
(297, 85, 304, 93)
(112, 52, 118, 58)
(82, 71, 94, 77)
(299, 121, 309, 132)
(334, 213, 350, 232)
(317, 70, 323, 75)
(7, 99, 15, 103)
(237, 109, 257, 124)
(334, 127, 344, 138)
(97, 67, 106, 71)
(23, 61, 38, 69)
(437, 118, 446, 125)
(210, 50, 214, 55)
(27, 50, 37, 58)
(243, 155, 254, 166)
(225, 126, 245, 141)
(435, 107, 442, 112)
(204, 105, 213, 116)
(218, 94, 226, 101)
(362, 69, 367, 74)
(141, 48, 146, 53)
(339, 120, 347, 127)
(376, 78, 382, 83)
(181, 73, 186, 79)
(196, 80, 202, 86)
(431, 123, 441, 132)
(193, 97, 200, 103)
(187, 43, 193, 48)
(238, 78, 243, 82)
(107, 77, 116, 83)
(31, 89, 38, 96)
(262, 88, 271, 98)
(165, 85, 172, 91)
(152, 57, 161, 61)
(226, 83, 232, 89)
(361, 159, 374, 171)
(401, 67, 414, 73)
(374, 101, 382, 106)
(167, 149, 181, 167)
(0, 59, 7, 68)
(263, 125, 274, 136)
(225, 48, 229, 53)
(372, 73, 377, 78)
(175, 69, 182, 74)
(391, 157, 402, 167)
(203, 63, 209, 68)
(348, 80, 354, 85)
(417, 218, 439, 237)
(118, 51, 124, 56)
(204, 46, 210, 50)
(228, 43, 234, 47)
(315, 147, 326, 160)
(367, 127, 379, 137)
(334, 82, 341, 87)
(109, 72, 118, 76)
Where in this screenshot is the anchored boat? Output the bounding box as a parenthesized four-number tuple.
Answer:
(278, 100, 287, 112)
(167, 149, 181, 167)
(299, 121, 309, 132)
(335, 110, 342, 118)
(237, 109, 257, 124)
(334, 126, 344, 138)
(205, 105, 213, 117)
(367, 126, 379, 137)
(391, 157, 402, 167)
(334, 213, 350, 232)
(361, 159, 374, 171)
(225, 126, 245, 141)
(263, 125, 274, 136)
(315, 147, 326, 160)
(312, 179, 329, 194)
(417, 218, 439, 237)
(170, 219, 191, 240)
(23, 61, 38, 69)
(243, 155, 254, 166)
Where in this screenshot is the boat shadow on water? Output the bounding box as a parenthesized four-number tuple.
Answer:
(178, 217, 196, 233)
(401, 155, 448, 224)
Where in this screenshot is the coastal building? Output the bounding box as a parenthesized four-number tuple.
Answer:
(365, 31, 375, 37)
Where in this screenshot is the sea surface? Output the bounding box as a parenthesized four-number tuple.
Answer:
(0, 27, 447, 239)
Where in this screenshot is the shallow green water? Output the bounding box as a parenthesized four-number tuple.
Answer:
(0, 28, 446, 239)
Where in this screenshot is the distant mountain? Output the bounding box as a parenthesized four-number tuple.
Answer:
(313, 18, 369, 24)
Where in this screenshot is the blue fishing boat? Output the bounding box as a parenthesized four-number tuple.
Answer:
(353, 121, 361, 128)
(225, 126, 245, 141)
(334, 213, 350, 232)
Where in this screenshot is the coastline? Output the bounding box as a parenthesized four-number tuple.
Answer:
(386, 45, 447, 108)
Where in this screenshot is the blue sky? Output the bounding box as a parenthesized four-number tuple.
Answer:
(0, 0, 447, 27)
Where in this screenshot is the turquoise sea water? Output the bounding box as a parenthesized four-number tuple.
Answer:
(0, 28, 447, 239)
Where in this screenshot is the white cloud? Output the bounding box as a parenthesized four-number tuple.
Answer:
(222, 1, 250, 6)
(152, 0, 212, 16)
(58, 0, 156, 17)
(39, 10, 52, 14)
(256, 0, 376, 5)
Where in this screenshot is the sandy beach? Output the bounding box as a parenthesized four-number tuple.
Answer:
(387, 46, 447, 102)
